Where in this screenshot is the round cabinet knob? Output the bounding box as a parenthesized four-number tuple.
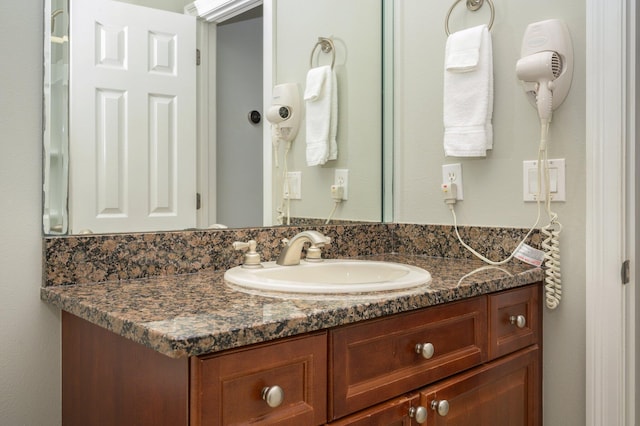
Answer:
(431, 399, 450, 417)
(509, 314, 527, 328)
(415, 342, 435, 359)
(261, 385, 284, 408)
(408, 406, 428, 424)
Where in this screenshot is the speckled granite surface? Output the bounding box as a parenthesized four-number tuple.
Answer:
(41, 253, 543, 359)
(43, 224, 394, 286)
(43, 223, 538, 287)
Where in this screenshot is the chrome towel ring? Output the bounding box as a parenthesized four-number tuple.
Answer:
(309, 37, 336, 70)
(445, 0, 495, 36)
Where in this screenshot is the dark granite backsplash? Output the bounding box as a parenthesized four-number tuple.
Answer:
(43, 223, 540, 287)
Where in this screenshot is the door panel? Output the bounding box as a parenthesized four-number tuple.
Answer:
(70, 0, 196, 233)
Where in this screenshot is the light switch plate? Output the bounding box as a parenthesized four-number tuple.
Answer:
(285, 171, 301, 199)
(523, 159, 566, 202)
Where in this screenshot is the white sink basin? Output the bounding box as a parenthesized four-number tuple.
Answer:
(224, 259, 432, 294)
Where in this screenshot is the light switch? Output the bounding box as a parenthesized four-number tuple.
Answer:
(523, 159, 566, 202)
(285, 171, 302, 199)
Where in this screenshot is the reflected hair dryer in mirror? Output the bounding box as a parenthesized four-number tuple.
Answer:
(267, 83, 301, 142)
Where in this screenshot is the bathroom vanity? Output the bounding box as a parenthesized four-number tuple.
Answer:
(44, 253, 543, 425)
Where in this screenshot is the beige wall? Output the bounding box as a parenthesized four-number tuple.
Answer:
(0, 1, 61, 424)
(394, 1, 586, 424)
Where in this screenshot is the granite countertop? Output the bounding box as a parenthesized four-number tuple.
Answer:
(41, 254, 543, 359)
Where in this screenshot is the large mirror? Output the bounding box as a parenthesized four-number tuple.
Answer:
(43, 0, 390, 235)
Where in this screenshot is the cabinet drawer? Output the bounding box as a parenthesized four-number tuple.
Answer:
(419, 345, 541, 426)
(190, 332, 327, 426)
(488, 284, 541, 360)
(329, 393, 419, 426)
(329, 297, 487, 420)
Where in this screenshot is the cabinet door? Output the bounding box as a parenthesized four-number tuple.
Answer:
(330, 297, 487, 420)
(419, 346, 541, 426)
(330, 394, 421, 426)
(488, 284, 541, 360)
(191, 332, 327, 426)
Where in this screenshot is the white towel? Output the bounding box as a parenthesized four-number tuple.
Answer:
(443, 24, 493, 157)
(304, 65, 338, 166)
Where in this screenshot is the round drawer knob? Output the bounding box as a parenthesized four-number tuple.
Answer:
(415, 342, 435, 359)
(409, 405, 428, 424)
(261, 385, 284, 408)
(431, 399, 450, 416)
(509, 314, 527, 328)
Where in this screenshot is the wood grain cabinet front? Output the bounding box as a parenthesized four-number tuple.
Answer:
(329, 297, 487, 420)
(329, 393, 421, 426)
(418, 345, 541, 426)
(190, 332, 327, 426)
(488, 284, 541, 360)
(60, 283, 542, 426)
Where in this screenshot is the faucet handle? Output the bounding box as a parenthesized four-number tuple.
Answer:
(232, 240, 263, 269)
(305, 238, 331, 262)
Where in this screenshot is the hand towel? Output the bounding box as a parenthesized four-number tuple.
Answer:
(443, 24, 493, 157)
(304, 65, 338, 166)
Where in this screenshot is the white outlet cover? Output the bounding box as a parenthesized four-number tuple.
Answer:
(522, 159, 566, 202)
(334, 169, 349, 200)
(442, 164, 463, 200)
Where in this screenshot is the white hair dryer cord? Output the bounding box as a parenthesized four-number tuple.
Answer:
(539, 121, 562, 309)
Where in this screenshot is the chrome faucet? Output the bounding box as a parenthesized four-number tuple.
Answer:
(276, 230, 331, 266)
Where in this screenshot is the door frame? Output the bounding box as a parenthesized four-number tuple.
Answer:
(190, 0, 273, 227)
(585, 0, 636, 424)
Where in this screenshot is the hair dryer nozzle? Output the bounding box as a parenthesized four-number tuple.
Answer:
(516, 51, 561, 82)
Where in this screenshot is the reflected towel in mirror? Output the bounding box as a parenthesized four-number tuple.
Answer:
(304, 65, 338, 166)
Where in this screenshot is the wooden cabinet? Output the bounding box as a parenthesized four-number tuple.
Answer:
(329, 297, 487, 420)
(488, 284, 540, 360)
(329, 394, 420, 426)
(190, 332, 327, 426)
(61, 283, 542, 426)
(418, 345, 541, 425)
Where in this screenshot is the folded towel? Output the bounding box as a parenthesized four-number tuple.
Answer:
(304, 65, 338, 166)
(443, 24, 493, 157)
(445, 24, 483, 72)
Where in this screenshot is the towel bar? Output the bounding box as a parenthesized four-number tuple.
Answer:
(309, 37, 336, 70)
(445, 0, 495, 36)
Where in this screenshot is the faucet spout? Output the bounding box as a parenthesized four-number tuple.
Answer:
(276, 231, 331, 266)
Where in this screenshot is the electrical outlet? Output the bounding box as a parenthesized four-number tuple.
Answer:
(285, 171, 301, 199)
(334, 169, 349, 200)
(442, 164, 463, 200)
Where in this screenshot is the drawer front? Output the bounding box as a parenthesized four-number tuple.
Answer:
(419, 345, 541, 426)
(191, 332, 327, 426)
(329, 393, 419, 426)
(488, 283, 541, 360)
(330, 297, 487, 420)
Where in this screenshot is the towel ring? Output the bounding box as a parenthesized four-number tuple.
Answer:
(309, 37, 336, 70)
(445, 0, 495, 36)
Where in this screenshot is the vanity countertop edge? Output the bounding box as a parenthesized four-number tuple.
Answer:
(41, 253, 544, 359)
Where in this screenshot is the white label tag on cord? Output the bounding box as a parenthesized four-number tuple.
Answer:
(514, 243, 545, 267)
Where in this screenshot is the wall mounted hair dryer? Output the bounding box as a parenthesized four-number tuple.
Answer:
(266, 83, 300, 143)
(516, 19, 573, 123)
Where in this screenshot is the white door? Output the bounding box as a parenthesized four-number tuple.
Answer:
(69, 0, 196, 234)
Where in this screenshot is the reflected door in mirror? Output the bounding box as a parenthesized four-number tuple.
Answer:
(69, 0, 197, 234)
